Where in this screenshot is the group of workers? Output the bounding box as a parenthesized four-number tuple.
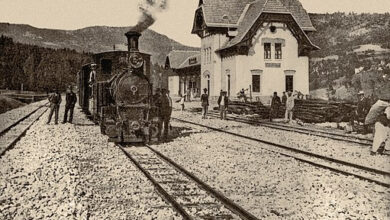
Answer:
(269, 90, 298, 123)
(47, 87, 77, 125)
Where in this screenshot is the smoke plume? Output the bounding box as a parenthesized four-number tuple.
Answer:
(131, 0, 168, 33)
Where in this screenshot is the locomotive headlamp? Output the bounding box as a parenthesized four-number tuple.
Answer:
(129, 53, 144, 68)
(130, 121, 141, 130)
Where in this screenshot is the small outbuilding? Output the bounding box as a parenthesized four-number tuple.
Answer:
(165, 50, 201, 97)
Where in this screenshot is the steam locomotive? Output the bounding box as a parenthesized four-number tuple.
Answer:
(78, 31, 160, 143)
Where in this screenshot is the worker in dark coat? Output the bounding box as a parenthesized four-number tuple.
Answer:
(356, 91, 371, 122)
(270, 92, 282, 122)
(63, 87, 77, 124)
(217, 91, 229, 120)
(47, 90, 62, 125)
(282, 92, 287, 106)
(158, 89, 172, 140)
(201, 88, 209, 119)
(351, 91, 371, 133)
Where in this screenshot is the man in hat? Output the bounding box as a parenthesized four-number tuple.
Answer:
(217, 91, 229, 120)
(354, 90, 371, 133)
(63, 86, 77, 124)
(47, 89, 62, 125)
(158, 88, 172, 140)
(201, 88, 209, 119)
(270, 92, 282, 122)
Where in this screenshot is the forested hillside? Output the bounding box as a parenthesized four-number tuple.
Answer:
(0, 36, 91, 92)
(307, 12, 390, 100)
(0, 23, 199, 65)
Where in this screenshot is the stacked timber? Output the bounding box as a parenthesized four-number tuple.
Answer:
(293, 99, 356, 123)
(223, 100, 356, 123)
(227, 101, 270, 118)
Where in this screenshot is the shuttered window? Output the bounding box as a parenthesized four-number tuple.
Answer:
(252, 75, 261, 93)
(264, 43, 271, 59)
(275, 43, 282, 59)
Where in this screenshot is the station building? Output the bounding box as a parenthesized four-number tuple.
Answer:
(165, 50, 201, 97)
(192, 0, 319, 102)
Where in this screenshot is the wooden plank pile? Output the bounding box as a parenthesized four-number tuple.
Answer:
(226, 101, 271, 119)
(293, 99, 356, 123)
(223, 100, 356, 123)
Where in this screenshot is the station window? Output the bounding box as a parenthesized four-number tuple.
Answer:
(275, 43, 282, 59)
(286, 75, 294, 92)
(252, 75, 261, 93)
(264, 43, 271, 59)
(101, 59, 112, 75)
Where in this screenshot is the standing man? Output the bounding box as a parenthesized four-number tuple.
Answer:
(47, 89, 62, 125)
(270, 92, 281, 122)
(201, 88, 209, 119)
(218, 91, 229, 120)
(371, 106, 390, 155)
(159, 89, 172, 140)
(282, 92, 287, 107)
(285, 91, 296, 123)
(63, 86, 77, 124)
(355, 90, 371, 133)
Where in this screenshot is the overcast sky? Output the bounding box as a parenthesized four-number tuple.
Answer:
(0, 0, 389, 47)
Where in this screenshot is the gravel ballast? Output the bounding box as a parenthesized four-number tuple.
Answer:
(151, 107, 390, 219)
(0, 101, 180, 219)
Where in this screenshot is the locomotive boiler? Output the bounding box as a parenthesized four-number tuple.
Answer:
(78, 31, 160, 143)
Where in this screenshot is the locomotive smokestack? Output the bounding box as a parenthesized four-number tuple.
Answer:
(125, 31, 141, 52)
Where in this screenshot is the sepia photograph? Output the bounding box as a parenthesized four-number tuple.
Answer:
(0, 0, 389, 219)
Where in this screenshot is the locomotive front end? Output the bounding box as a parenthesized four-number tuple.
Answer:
(100, 30, 157, 143)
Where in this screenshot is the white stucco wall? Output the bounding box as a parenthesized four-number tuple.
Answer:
(201, 34, 229, 97)
(168, 76, 180, 96)
(200, 22, 310, 101)
(237, 22, 309, 102)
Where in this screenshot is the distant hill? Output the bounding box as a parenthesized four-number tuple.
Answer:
(0, 23, 199, 64)
(308, 12, 390, 58)
(307, 12, 390, 101)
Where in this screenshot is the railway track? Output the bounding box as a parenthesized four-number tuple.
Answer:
(172, 117, 390, 188)
(118, 144, 259, 220)
(0, 103, 48, 157)
(206, 110, 373, 146)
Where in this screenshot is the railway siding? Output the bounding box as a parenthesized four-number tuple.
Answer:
(0, 102, 181, 219)
(153, 115, 390, 219)
(172, 109, 390, 172)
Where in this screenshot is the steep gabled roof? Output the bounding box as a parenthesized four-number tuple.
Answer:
(201, 0, 253, 25)
(166, 50, 200, 69)
(217, 0, 319, 52)
(194, 0, 315, 32)
(178, 54, 201, 69)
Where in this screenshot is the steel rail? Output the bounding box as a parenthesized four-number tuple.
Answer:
(0, 106, 49, 157)
(147, 145, 259, 220)
(118, 144, 259, 220)
(172, 117, 390, 188)
(206, 110, 372, 146)
(117, 144, 193, 219)
(0, 103, 48, 136)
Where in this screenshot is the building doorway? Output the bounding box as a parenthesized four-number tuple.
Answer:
(207, 75, 210, 95)
(286, 75, 294, 92)
(227, 75, 231, 97)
